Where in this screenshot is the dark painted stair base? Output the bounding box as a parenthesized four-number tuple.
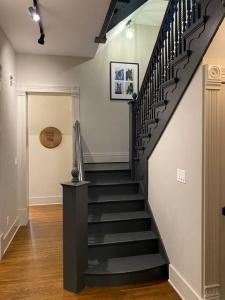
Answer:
(85, 165, 168, 287)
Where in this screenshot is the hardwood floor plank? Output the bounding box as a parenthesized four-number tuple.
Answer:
(0, 205, 180, 300)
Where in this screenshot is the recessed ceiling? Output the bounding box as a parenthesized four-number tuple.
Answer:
(0, 0, 111, 57)
(133, 0, 168, 27)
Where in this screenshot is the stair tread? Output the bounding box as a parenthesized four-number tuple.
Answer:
(88, 194, 144, 203)
(84, 163, 130, 171)
(88, 231, 157, 246)
(89, 180, 139, 187)
(88, 211, 150, 223)
(86, 253, 166, 275)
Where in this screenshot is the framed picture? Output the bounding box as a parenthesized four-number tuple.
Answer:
(110, 62, 139, 100)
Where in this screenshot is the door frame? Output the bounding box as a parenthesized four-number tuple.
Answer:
(17, 84, 80, 226)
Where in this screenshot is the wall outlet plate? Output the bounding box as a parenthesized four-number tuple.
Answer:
(177, 168, 186, 184)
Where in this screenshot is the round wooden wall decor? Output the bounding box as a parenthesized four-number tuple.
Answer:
(39, 127, 62, 149)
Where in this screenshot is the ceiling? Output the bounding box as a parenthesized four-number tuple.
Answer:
(133, 0, 168, 27)
(0, 0, 111, 57)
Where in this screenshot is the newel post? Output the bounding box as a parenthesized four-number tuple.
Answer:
(62, 180, 89, 293)
(128, 93, 137, 179)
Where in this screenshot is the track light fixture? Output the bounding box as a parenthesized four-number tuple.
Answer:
(28, 0, 45, 45)
(38, 33, 45, 45)
(28, 6, 40, 22)
(126, 20, 134, 39)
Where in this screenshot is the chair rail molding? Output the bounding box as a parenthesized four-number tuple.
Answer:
(203, 64, 225, 300)
(17, 83, 80, 225)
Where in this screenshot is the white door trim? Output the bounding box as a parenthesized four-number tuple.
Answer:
(17, 84, 80, 225)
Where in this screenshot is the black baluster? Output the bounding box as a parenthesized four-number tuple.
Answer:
(182, 0, 187, 51)
(175, 2, 179, 58)
(187, 0, 192, 27)
(178, 0, 183, 55)
(192, 0, 197, 24)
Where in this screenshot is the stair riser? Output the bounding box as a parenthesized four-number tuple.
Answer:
(88, 239, 158, 259)
(88, 219, 151, 234)
(89, 184, 139, 199)
(88, 200, 145, 214)
(85, 170, 131, 183)
(85, 265, 168, 287)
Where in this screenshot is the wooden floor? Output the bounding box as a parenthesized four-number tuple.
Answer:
(0, 205, 180, 300)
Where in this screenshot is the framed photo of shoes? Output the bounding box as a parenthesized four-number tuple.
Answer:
(110, 62, 139, 100)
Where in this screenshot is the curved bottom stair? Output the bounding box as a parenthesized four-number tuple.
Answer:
(85, 163, 168, 287)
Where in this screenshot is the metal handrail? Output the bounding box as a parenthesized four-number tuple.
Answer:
(71, 121, 85, 182)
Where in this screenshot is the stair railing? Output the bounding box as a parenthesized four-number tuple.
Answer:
(129, 0, 225, 186)
(134, 0, 202, 152)
(72, 120, 85, 182)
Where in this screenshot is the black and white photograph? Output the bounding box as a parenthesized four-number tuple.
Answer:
(110, 62, 139, 100)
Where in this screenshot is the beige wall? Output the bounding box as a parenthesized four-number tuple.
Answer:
(148, 66, 203, 298)
(203, 18, 225, 65)
(17, 24, 159, 162)
(0, 27, 18, 257)
(28, 94, 72, 205)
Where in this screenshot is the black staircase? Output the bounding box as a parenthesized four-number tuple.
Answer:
(63, 0, 225, 293)
(85, 165, 168, 287)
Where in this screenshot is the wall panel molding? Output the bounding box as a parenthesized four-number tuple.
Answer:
(204, 284, 220, 300)
(203, 64, 223, 299)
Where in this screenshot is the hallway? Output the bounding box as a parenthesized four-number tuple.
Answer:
(0, 205, 180, 300)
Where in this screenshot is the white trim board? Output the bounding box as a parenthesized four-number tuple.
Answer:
(83, 152, 129, 163)
(0, 216, 20, 260)
(169, 265, 203, 300)
(18, 208, 28, 226)
(29, 195, 62, 206)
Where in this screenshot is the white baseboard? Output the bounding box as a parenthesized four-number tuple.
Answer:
(18, 208, 28, 226)
(29, 195, 62, 206)
(169, 265, 203, 300)
(0, 216, 20, 260)
(83, 152, 129, 163)
(0, 233, 3, 259)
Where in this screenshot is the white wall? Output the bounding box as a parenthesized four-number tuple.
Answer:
(0, 27, 19, 258)
(17, 24, 159, 162)
(28, 94, 72, 205)
(148, 67, 203, 299)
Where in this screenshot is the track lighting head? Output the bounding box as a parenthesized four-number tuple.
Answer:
(38, 33, 45, 45)
(28, 6, 40, 22)
(126, 20, 134, 39)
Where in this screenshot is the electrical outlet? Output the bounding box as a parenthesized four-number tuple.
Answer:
(177, 168, 186, 184)
(6, 216, 9, 226)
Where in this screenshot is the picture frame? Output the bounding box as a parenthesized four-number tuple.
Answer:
(110, 62, 139, 100)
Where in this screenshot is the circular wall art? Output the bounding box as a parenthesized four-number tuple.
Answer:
(39, 127, 62, 149)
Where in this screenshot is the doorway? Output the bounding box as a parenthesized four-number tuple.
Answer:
(27, 93, 73, 206)
(17, 85, 80, 225)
